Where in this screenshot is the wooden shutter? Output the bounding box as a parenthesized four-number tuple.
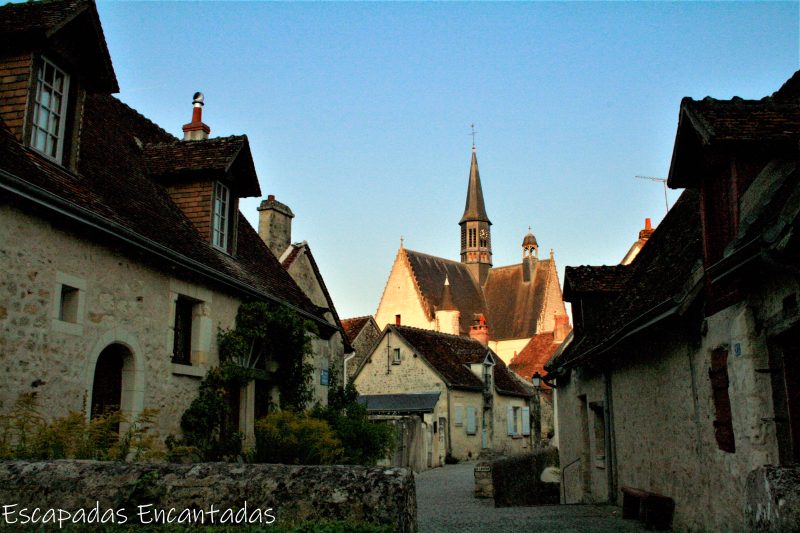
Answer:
(455, 405, 463, 426)
(709, 348, 735, 453)
(522, 406, 531, 436)
(507, 405, 515, 435)
(466, 407, 476, 434)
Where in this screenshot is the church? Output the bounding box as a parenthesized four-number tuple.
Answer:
(374, 144, 570, 372)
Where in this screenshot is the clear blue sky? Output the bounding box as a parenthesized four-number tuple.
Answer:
(96, 1, 799, 320)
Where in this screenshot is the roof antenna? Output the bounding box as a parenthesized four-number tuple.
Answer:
(470, 123, 477, 151)
(635, 175, 669, 214)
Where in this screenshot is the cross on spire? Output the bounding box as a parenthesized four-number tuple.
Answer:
(470, 123, 477, 150)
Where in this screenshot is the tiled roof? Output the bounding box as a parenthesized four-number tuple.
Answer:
(0, 92, 326, 325)
(403, 250, 487, 335)
(483, 261, 551, 340)
(143, 136, 261, 197)
(509, 332, 560, 383)
(563, 264, 631, 300)
(341, 316, 373, 343)
(0, 0, 118, 93)
(392, 325, 530, 397)
(548, 189, 703, 371)
(460, 149, 490, 223)
(358, 392, 440, 414)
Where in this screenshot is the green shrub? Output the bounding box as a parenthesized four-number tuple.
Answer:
(254, 410, 343, 465)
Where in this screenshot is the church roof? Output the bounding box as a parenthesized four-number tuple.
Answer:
(391, 325, 530, 397)
(459, 148, 490, 224)
(483, 260, 553, 341)
(403, 249, 487, 335)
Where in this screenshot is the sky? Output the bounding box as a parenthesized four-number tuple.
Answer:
(94, 1, 800, 320)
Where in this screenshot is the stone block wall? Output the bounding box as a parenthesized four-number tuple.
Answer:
(0, 461, 416, 532)
(491, 448, 560, 507)
(745, 464, 800, 532)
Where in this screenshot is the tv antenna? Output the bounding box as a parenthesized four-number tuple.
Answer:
(635, 175, 669, 214)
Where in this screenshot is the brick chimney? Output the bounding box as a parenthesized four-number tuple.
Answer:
(182, 92, 210, 141)
(469, 314, 489, 346)
(639, 218, 654, 241)
(395, 314, 401, 326)
(257, 194, 294, 256)
(553, 314, 571, 343)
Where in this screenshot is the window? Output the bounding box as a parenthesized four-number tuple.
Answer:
(212, 181, 230, 251)
(59, 285, 79, 323)
(172, 296, 195, 365)
(483, 363, 493, 391)
(507, 405, 521, 436)
(590, 402, 606, 467)
(466, 406, 477, 435)
(392, 348, 401, 364)
(30, 56, 70, 162)
(468, 228, 477, 248)
(454, 405, 464, 426)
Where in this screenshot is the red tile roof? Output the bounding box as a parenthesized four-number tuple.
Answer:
(392, 325, 530, 397)
(341, 316, 373, 343)
(509, 333, 560, 384)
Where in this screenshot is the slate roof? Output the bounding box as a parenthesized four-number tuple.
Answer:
(460, 149, 490, 224)
(0, 0, 117, 93)
(509, 332, 560, 383)
(358, 392, 440, 414)
(563, 265, 631, 300)
(341, 316, 373, 343)
(143, 136, 261, 197)
(483, 261, 552, 340)
(0, 91, 328, 327)
(403, 249, 487, 335)
(548, 189, 703, 371)
(392, 325, 530, 397)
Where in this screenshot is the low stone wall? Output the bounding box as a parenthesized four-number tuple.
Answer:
(491, 447, 560, 508)
(474, 461, 493, 498)
(745, 464, 800, 532)
(0, 461, 416, 532)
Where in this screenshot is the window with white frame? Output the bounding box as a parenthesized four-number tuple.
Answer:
(507, 405, 521, 436)
(392, 347, 401, 364)
(212, 181, 230, 251)
(30, 56, 70, 162)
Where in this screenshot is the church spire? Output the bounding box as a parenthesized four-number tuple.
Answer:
(459, 141, 492, 286)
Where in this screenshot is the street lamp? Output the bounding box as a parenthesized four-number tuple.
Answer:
(531, 372, 542, 448)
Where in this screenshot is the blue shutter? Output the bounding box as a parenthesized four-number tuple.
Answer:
(455, 405, 463, 426)
(507, 405, 515, 436)
(522, 406, 530, 436)
(466, 407, 476, 434)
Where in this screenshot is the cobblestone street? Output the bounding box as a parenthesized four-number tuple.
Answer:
(415, 462, 648, 533)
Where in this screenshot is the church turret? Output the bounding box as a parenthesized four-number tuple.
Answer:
(522, 227, 538, 282)
(435, 274, 461, 335)
(460, 144, 492, 285)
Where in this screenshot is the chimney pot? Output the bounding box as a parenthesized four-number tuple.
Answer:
(645, 218, 652, 230)
(395, 314, 401, 326)
(182, 91, 210, 141)
(268, 194, 275, 201)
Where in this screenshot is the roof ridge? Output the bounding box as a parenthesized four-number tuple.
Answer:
(110, 96, 176, 141)
(403, 248, 463, 264)
(399, 248, 436, 322)
(144, 133, 246, 147)
(394, 323, 478, 343)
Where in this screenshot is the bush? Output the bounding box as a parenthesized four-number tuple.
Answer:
(254, 410, 343, 465)
(0, 393, 161, 461)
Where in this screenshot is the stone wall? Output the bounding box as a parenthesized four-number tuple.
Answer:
(374, 249, 435, 331)
(491, 448, 560, 507)
(745, 465, 800, 532)
(0, 461, 416, 532)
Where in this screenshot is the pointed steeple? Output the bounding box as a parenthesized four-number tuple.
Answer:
(460, 147, 491, 224)
(440, 274, 456, 311)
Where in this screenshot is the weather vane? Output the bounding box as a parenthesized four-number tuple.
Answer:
(470, 123, 477, 147)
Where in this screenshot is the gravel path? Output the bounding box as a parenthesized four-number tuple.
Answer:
(414, 461, 648, 533)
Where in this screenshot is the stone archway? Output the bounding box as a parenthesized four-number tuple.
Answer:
(90, 343, 128, 420)
(86, 328, 145, 424)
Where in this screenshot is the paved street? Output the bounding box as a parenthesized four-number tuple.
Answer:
(415, 462, 648, 533)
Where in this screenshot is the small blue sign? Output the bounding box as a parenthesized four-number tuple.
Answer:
(320, 368, 330, 386)
(734, 343, 742, 357)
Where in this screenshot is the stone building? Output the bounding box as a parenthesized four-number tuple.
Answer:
(0, 0, 345, 445)
(352, 324, 533, 470)
(257, 195, 351, 399)
(374, 145, 570, 369)
(341, 315, 381, 383)
(546, 72, 800, 530)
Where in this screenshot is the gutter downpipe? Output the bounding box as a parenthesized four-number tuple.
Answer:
(0, 169, 333, 331)
(343, 351, 356, 385)
(603, 367, 617, 504)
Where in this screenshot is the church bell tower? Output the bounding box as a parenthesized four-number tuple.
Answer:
(460, 144, 492, 286)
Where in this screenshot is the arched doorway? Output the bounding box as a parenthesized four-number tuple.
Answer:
(90, 343, 130, 422)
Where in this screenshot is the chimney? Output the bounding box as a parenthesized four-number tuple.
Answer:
(639, 218, 655, 241)
(182, 92, 210, 141)
(257, 194, 294, 256)
(395, 314, 401, 326)
(469, 314, 489, 346)
(553, 314, 571, 343)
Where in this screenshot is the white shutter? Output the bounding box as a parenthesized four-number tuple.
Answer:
(466, 407, 476, 434)
(522, 406, 531, 436)
(455, 405, 463, 426)
(507, 405, 515, 435)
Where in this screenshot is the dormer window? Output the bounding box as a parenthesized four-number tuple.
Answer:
(212, 181, 230, 251)
(30, 56, 70, 163)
